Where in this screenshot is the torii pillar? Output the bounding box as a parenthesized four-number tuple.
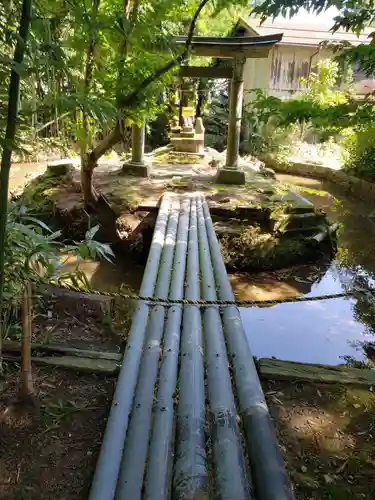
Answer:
(216, 57, 246, 185)
(172, 34, 283, 183)
(122, 121, 150, 177)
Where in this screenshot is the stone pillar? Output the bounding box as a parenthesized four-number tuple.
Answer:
(216, 58, 246, 185)
(132, 123, 145, 163)
(122, 121, 150, 177)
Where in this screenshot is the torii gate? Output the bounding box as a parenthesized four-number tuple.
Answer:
(124, 33, 283, 184)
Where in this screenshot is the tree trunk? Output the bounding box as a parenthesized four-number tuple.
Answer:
(19, 282, 34, 403)
(81, 0, 137, 209)
(80, 0, 101, 200)
(81, 123, 122, 208)
(0, 0, 33, 374)
(81, 0, 210, 208)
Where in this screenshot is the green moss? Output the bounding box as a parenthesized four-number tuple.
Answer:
(102, 286, 136, 340)
(20, 172, 66, 214)
(220, 225, 311, 270)
(153, 152, 201, 164)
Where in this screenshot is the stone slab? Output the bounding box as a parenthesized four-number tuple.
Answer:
(122, 161, 150, 177)
(215, 168, 246, 185)
(170, 136, 204, 153)
(272, 212, 327, 234)
(270, 190, 314, 213)
(259, 358, 375, 386)
(47, 159, 75, 176)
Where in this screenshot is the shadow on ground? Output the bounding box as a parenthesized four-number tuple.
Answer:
(263, 379, 375, 499)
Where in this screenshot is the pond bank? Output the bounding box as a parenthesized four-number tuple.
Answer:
(265, 155, 375, 200)
(0, 283, 136, 499)
(231, 171, 375, 367)
(0, 363, 114, 500)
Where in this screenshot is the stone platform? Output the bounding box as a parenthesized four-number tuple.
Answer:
(25, 149, 334, 269)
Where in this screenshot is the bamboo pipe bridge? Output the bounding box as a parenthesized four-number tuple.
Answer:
(89, 193, 294, 500)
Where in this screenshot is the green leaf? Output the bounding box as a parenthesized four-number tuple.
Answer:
(85, 224, 99, 241)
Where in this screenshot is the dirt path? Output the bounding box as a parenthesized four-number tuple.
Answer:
(264, 379, 375, 499)
(0, 365, 114, 500)
(0, 290, 129, 499)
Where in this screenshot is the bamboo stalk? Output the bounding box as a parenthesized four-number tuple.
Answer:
(201, 197, 293, 500)
(115, 199, 180, 499)
(19, 282, 34, 402)
(0, 0, 33, 374)
(144, 197, 190, 500)
(172, 196, 208, 500)
(89, 197, 171, 500)
(197, 196, 250, 500)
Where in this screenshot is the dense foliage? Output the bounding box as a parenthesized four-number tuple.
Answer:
(0, 1, 247, 153)
(250, 1, 375, 178)
(3, 201, 114, 335)
(0, 0, 252, 371)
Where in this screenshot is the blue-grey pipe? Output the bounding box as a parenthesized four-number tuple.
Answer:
(89, 197, 171, 500)
(173, 196, 208, 500)
(201, 197, 293, 500)
(144, 197, 190, 500)
(196, 196, 251, 500)
(115, 198, 181, 500)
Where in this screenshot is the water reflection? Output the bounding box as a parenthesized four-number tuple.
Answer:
(233, 174, 375, 365)
(59, 253, 143, 293)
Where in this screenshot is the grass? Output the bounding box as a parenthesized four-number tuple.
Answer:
(44, 399, 80, 432)
(102, 289, 136, 340)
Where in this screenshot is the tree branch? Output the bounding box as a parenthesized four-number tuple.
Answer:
(35, 111, 71, 133)
(83, 0, 210, 197)
(116, 0, 140, 106)
(118, 0, 210, 108)
(87, 122, 122, 166)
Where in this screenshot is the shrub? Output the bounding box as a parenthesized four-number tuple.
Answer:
(2, 202, 114, 338)
(203, 84, 229, 151)
(240, 59, 354, 159)
(341, 125, 375, 181)
(299, 59, 351, 106)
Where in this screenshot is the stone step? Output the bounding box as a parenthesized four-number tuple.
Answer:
(270, 189, 315, 214)
(272, 212, 327, 235)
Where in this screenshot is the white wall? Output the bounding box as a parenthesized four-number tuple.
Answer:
(244, 45, 333, 99)
(244, 43, 375, 100)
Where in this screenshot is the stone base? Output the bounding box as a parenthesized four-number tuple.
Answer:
(170, 135, 204, 153)
(215, 168, 246, 185)
(122, 161, 150, 177)
(47, 160, 75, 177)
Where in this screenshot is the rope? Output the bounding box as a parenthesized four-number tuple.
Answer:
(40, 278, 375, 308)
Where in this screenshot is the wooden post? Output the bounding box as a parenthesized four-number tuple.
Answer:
(215, 57, 246, 185)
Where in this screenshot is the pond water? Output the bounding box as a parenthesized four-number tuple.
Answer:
(233, 174, 375, 365)
(60, 253, 144, 294)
